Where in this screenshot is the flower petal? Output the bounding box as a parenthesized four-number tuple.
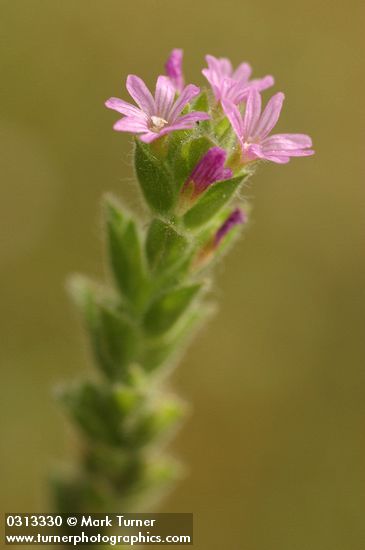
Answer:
(242, 89, 262, 139)
(262, 154, 291, 163)
(113, 117, 148, 133)
(205, 55, 222, 75)
(139, 114, 208, 143)
(262, 133, 313, 150)
(176, 112, 210, 124)
(202, 68, 221, 99)
(214, 208, 246, 246)
(139, 131, 162, 143)
(155, 75, 176, 119)
(218, 78, 240, 102)
(202, 67, 215, 86)
(250, 144, 290, 163)
(249, 75, 275, 91)
(252, 138, 314, 162)
(105, 97, 145, 118)
(187, 146, 229, 194)
(126, 75, 155, 115)
(261, 134, 314, 159)
(168, 84, 200, 122)
(165, 48, 184, 92)
(254, 92, 285, 140)
(222, 100, 244, 142)
(232, 62, 252, 83)
(218, 57, 233, 77)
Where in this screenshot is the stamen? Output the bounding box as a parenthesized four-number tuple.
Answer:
(150, 116, 168, 132)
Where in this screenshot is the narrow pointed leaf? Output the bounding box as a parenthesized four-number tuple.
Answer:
(146, 219, 189, 273)
(183, 176, 243, 229)
(143, 284, 202, 336)
(68, 276, 139, 380)
(105, 198, 146, 305)
(59, 383, 124, 446)
(129, 397, 186, 448)
(142, 304, 212, 371)
(134, 139, 176, 213)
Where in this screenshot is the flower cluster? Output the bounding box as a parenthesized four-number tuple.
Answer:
(54, 51, 315, 517)
(106, 49, 314, 246)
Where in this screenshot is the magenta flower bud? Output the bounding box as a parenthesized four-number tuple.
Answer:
(214, 208, 246, 247)
(185, 147, 233, 196)
(165, 49, 185, 93)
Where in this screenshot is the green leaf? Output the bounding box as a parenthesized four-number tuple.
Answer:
(52, 474, 111, 514)
(113, 385, 143, 416)
(68, 276, 139, 380)
(96, 306, 139, 380)
(105, 198, 146, 306)
(134, 139, 176, 213)
(59, 383, 124, 446)
(130, 456, 183, 503)
(129, 397, 186, 448)
(142, 304, 212, 371)
(183, 176, 243, 229)
(145, 218, 189, 273)
(143, 284, 202, 337)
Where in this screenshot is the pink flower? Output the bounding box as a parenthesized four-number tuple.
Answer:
(222, 90, 314, 164)
(202, 55, 274, 104)
(165, 49, 184, 93)
(214, 208, 246, 246)
(105, 75, 209, 143)
(184, 147, 232, 196)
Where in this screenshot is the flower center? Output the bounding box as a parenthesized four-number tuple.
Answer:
(150, 116, 168, 133)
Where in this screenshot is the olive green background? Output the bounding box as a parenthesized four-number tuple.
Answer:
(1, 1, 364, 549)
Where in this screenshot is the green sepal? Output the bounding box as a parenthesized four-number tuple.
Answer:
(183, 176, 244, 229)
(166, 135, 214, 194)
(192, 90, 210, 113)
(143, 284, 203, 337)
(134, 139, 176, 214)
(68, 276, 139, 381)
(179, 136, 214, 186)
(214, 115, 231, 139)
(191, 91, 211, 133)
(105, 197, 147, 308)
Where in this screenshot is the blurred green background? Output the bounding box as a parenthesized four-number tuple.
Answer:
(1, 0, 364, 548)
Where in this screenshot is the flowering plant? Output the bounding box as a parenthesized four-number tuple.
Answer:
(53, 50, 313, 518)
